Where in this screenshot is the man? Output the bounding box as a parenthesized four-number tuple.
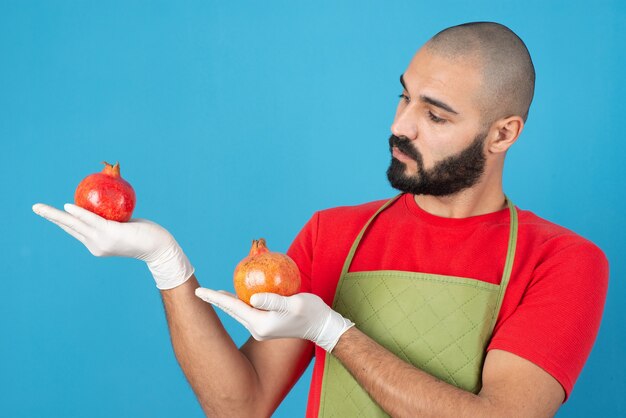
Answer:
(33, 22, 608, 417)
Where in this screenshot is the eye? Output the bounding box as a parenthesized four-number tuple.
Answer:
(398, 93, 410, 103)
(428, 111, 446, 124)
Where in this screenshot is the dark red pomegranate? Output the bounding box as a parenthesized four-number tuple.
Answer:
(74, 161, 136, 222)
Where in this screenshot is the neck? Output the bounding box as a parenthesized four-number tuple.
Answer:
(413, 174, 506, 219)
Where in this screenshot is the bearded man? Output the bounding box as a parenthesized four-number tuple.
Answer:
(34, 21, 608, 417)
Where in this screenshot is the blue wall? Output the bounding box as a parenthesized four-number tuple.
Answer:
(1, 1, 624, 416)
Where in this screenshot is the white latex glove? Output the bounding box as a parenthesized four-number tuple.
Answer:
(32, 203, 194, 290)
(195, 289, 354, 353)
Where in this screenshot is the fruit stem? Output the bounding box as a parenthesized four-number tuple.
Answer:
(102, 161, 121, 177)
(250, 238, 269, 256)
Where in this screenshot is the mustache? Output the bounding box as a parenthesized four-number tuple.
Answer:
(389, 135, 420, 161)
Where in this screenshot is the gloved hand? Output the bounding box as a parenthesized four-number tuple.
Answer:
(32, 203, 194, 290)
(195, 289, 355, 352)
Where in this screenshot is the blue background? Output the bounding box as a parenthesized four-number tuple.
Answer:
(1, 1, 624, 416)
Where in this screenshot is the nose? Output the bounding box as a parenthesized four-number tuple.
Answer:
(390, 105, 418, 141)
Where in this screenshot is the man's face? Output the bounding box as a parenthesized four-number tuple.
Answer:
(386, 48, 490, 196)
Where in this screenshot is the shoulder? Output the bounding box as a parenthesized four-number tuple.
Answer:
(517, 208, 608, 264)
(288, 196, 394, 255)
(304, 197, 397, 257)
(514, 207, 609, 308)
(287, 197, 396, 292)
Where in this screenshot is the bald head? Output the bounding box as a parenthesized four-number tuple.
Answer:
(425, 22, 535, 125)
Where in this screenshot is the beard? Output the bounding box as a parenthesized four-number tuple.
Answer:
(386, 131, 487, 196)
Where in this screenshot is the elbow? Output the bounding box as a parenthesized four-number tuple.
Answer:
(197, 391, 269, 418)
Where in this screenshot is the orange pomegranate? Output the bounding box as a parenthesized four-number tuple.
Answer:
(234, 238, 301, 305)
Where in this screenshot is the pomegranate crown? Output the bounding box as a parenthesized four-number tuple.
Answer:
(249, 238, 269, 256)
(102, 161, 121, 177)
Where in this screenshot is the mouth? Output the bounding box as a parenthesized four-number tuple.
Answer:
(392, 146, 415, 163)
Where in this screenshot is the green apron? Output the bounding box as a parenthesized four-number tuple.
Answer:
(318, 194, 518, 417)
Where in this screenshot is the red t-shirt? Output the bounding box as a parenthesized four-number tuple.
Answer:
(285, 193, 609, 416)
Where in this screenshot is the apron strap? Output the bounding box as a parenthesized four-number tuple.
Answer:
(488, 196, 518, 334)
(334, 194, 402, 306)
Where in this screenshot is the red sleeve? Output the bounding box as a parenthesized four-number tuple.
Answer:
(286, 212, 320, 294)
(488, 240, 609, 400)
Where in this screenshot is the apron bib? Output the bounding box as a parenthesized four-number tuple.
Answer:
(318, 194, 518, 417)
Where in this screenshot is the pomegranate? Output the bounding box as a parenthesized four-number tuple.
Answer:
(234, 238, 301, 305)
(74, 161, 136, 222)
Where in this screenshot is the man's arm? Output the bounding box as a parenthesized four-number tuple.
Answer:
(196, 290, 564, 417)
(193, 286, 571, 417)
(332, 326, 564, 418)
(31, 204, 315, 416)
(161, 275, 313, 417)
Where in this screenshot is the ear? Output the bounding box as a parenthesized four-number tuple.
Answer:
(486, 115, 524, 154)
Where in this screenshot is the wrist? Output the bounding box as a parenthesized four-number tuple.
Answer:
(315, 309, 355, 353)
(146, 241, 195, 290)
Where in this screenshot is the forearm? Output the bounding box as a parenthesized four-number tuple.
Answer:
(160, 275, 261, 417)
(332, 327, 498, 418)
